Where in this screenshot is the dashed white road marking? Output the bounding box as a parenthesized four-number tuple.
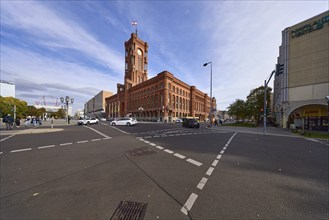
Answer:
(220, 150, 225, 154)
(186, 158, 202, 167)
(38, 145, 55, 149)
(197, 177, 208, 190)
(216, 154, 222, 160)
(0, 152, 3, 155)
(91, 139, 101, 142)
(149, 143, 157, 146)
(11, 148, 32, 153)
(206, 167, 214, 176)
(164, 149, 174, 154)
(60, 142, 73, 146)
(103, 137, 112, 140)
(174, 153, 186, 159)
(156, 146, 164, 150)
(181, 193, 198, 215)
(212, 159, 219, 167)
(77, 140, 88, 144)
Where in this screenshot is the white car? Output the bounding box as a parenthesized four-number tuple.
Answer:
(77, 117, 99, 125)
(110, 117, 137, 126)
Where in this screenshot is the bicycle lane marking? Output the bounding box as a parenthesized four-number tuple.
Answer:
(181, 131, 238, 215)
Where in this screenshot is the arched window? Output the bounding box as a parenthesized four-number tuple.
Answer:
(180, 97, 182, 110)
(160, 94, 164, 106)
(173, 96, 175, 109)
(173, 86, 175, 93)
(168, 93, 171, 107)
(155, 94, 158, 107)
(168, 83, 171, 90)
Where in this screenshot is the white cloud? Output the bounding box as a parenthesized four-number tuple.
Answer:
(1, 46, 121, 111)
(1, 1, 124, 74)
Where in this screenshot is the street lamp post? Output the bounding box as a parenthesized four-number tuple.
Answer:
(204, 62, 212, 126)
(60, 96, 74, 124)
(138, 107, 144, 122)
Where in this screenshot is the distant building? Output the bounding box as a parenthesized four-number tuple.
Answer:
(273, 10, 329, 130)
(0, 80, 15, 98)
(85, 90, 113, 117)
(105, 33, 216, 122)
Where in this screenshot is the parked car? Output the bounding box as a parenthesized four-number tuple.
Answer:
(77, 117, 99, 125)
(175, 118, 183, 123)
(182, 118, 200, 129)
(110, 117, 137, 126)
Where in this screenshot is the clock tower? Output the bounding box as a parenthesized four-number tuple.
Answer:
(124, 33, 148, 89)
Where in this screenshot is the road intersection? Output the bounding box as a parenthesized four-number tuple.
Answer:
(0, 122, 328, 219)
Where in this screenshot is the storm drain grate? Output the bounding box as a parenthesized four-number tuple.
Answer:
(127, 147, 156, 157)
(110, 201, 147, 220)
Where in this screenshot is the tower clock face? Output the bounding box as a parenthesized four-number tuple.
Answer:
(137, 49, 142, 56)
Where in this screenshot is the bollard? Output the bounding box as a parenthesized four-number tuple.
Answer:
(51, 117, 54, 129)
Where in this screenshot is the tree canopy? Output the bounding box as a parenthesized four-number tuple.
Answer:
(227, 86, 272, 125)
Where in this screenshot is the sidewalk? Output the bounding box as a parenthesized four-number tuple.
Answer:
(207, 124, 298, 137)
(0, 119, 77, 136)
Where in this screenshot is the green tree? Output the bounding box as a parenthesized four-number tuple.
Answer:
(245, 86, 272, 125)
(0, 96, 28, 119)
(227, 99, 246, 121)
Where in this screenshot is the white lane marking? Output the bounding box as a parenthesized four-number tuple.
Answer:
(223, 146, 227, 150)
(38, 145, 55, 149)
(91, 139, 101, 142)
(143, 140, 150, 144)
(220, 150, 225, 154)
(150, 143, 157, 146)
(83, 125, 112, 137)
(156, 146, 164, 150)
(216, 154, 222, 160)
(212, 159, 219, 167)
(0, 152, 3, 155)
(109, 125, 130, 134)
(60, 142, 73, 146)
(137, 137, 143, 140)
(169, 134, 174, 137)
(164, 149, 174, 154)
(103, 137, 112, 140)
(181, 193, 198, 215)
(186, 158, 202, 167)
(206, 167, 214, 176)
(11, 148, 32, 153)
(0, 134, 16, 142)
(77, 140, 88, 144)
(173, 153, 186, 159)
(197, 177, 208, 190)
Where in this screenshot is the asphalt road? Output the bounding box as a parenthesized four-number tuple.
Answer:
(0, 122, 328, 219)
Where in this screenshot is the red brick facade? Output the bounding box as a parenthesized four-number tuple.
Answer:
(105, 33, 216, 122)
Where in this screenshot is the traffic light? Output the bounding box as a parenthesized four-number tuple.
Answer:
(276, 63, 284, 76)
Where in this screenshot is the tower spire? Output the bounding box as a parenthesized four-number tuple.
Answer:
(131, 20, 138, 36)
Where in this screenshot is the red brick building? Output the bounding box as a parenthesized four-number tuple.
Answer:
(105, 33, 216, 122)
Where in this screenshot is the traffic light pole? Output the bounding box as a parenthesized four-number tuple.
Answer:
(264, 70, 276, 134)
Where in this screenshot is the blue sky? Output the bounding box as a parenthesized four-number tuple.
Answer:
(1, 1, 328, 113)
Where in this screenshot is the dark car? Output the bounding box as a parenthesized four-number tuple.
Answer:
(182, 119, 200, 129)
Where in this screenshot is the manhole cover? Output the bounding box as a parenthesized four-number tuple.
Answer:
(110, 201, 147, 220)
(127, 147, 156, 156)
